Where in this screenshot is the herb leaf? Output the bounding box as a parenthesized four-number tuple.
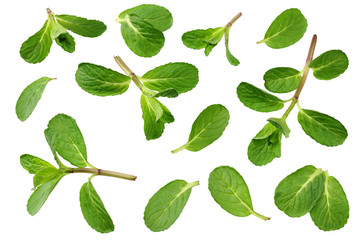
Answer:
(182, 28, 224, 51)
(46, 114, 88, 167)
(172, 104, 229, 153)
(55, 14, 106, 37)
(75, 63, 131, 96)
(144, 180, 199, 232)
(310, 173, 349, 231)
(20, 154, 56, 174)
(140, 94, 174, 140)
(224, 29, 240, 66)
(309, 50, 349, 80)
(237, 82, 285, 112)
(153, 89, 179, 98)
(139, 63, 199, 94)
(118, 4, 173, 32)
(257, 8, 307, 48)
(33, 168, 61, 188)
(80, 180, 114, 233)
(55, 32, 75, 53)
(20, 20, 52, 63)
(16, 77, 54, 121)
(275, 165, 325, 217)
(298, 109, 347, 146)
(267, 117, 290, 137)
(209, 166, 270, 220)
(264, 67, 302, 93)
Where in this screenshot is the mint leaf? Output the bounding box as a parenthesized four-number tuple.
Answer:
(267, 117, 290, 138)
(257, 8, 307, 48)
(33, 168, 61, 188)
(20, 154, 56, 174)
(27, 173, 64, 216)
(209, 166, 270, 220)
(275, 165, 325, 217)
(20, 20, 52, 63)
(55, 14, 106, 37)
(298, 109, 347, 146)
(47, 114, 88, 167)
(119, 14, 164, 57)
(182, 27, 225, 51)
(154, 89, 179, 98)
(172, 104, 229, 153)
(75, 63, 131, 96)
(309, 50, 349, 80)
(140, 94, 174, 140)
(144, 180, 199, 232)
(55, 32, 75, 53)
(16, 77, 54, 121)
(139, 62, 199, 94)
(310, 173, 349, 231)
(237, 82, 285, 112)
(80, 180, 114, 233)
(48, 19, 68, 40)
(118, 4, 173, 32)
(224, 28, 240, 66)
(264, 67, 302, 93)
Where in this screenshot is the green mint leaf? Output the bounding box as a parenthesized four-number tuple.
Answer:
(309, 50, 349, 80)
(209, 166, 270, 220)
(119, 14, 164, 57)
(264, 67, 302, 93)
(274, 165, 325, 217)
(172, 104, 229, 153)
(20, 154, 56, 174)
(248, 123, 282, 166)
(118, 4, 173, 32)
(140, 94, 174, 140)
(55, 32, 75, 53)
(237, 82, 284, 112)
(80, 180, 114, 233)
(33, 168, 61, 188)
(27, 173, 64, 216)
(310, 173, 349, 231)
(298, 109, 347, 146)
(20, 20, 52, 63)
(204, 43, 217, 56)
(139, 62, 199, 94)
(44, 128, 65, 167)
(267, 117, 290, 138)
(257, 8, 307, 49)
(154, 89, 179, 98)
(16, 77, 54, 121)
(48, 19, 68, 40)
(47, 114, 88, 167)
(144, 179, 199, 232)
(75, 63, 131, 96)
(224, 29, 240, 66)
(55, 14, 106, 38)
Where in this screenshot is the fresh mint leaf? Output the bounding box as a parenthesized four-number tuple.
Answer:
(275, 165, 325, 217)
(55, 14, 106, 37)
(139, 62, 199, 94)
(257, 8, 307, 48)
(75, 63, 131, 96)
(16, 77, 54, 121)
(20, 20, 52, 63)
(267, 117, 290, 138)
(310, 173, 349, 231)
(182, 28, 225, 51)
(118, 4, 173, 32)
(264, 67, 302, 93)
(172, 104, 229, 153)
(48, 19, 68, 40)
(154, 89, 179, 98)
(144, 180, 199, 232)
(298, 109, 347, 146)
(55, 32, 75, 53)
(46, 114, 88, 167)
(209, 166, 270, 220)
(224, 28, 240, 66)
(309, 50, 349, 80)
(80, 180, 114, 233)
(20, 154, 56, 174)
(237, 82, 285, 112)
(33, 168, 61, 188)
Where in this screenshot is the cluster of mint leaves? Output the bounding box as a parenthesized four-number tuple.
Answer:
(17, 5, 350, 234)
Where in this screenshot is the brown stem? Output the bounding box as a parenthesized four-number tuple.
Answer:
(227, 12, 242, 28)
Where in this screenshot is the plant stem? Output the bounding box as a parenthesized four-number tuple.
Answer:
(226, 12, 242, 29)
(171, 144, 188, 154)
(114, 56, 144, 91)
(282, 34, 317, 119)
(67, 167, 137, 181)
(250, 209, 271, 221)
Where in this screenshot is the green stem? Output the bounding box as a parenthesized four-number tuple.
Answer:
(171, 144, 188, 154)
(250, 209, 271, 221)
(281, 34, 317, 119)
(67, 167, 137, 181)
(114, 56, 144, 91)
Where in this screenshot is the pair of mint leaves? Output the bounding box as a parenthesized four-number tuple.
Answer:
(237, 9, 348, 166)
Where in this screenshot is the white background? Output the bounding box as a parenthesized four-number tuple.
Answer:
(1, 0, 359, 239)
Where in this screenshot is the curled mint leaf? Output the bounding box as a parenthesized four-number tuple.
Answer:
(267, 117, 290, 138)
(264, 67, 302, 93)
(55, 32, 75, 53)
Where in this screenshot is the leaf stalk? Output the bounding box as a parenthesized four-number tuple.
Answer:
(67, 167, 137, 181)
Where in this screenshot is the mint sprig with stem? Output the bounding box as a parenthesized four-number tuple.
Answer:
(75, 56, 199, 140)
(237, 34, 348, 166)
(21, 113, 136, 233)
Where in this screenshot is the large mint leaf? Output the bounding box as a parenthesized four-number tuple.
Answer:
(264, 67, 302, 93)
(55, 14, 106, 37)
